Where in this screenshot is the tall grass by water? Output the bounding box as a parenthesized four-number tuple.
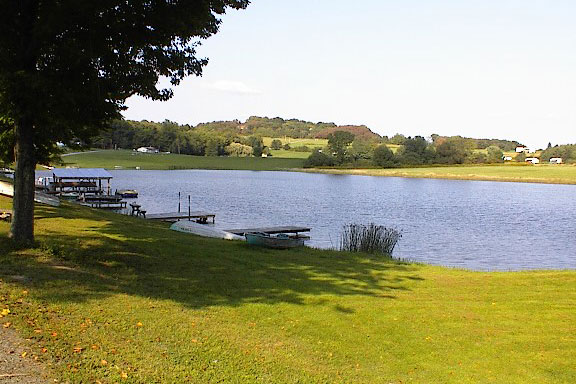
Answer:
(340, 223, 402, 256)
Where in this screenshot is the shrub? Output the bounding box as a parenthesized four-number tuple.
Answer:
(372, 144, 397, 168)
(270, 139, 283, 150)
(340, 223, 401, 256)
(283, 143, 291, 150)
(303, 150, 335, 167)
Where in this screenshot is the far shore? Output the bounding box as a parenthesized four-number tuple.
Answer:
(301, 165, 576, 185)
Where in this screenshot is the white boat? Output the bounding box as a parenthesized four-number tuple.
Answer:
(170, 220, 243, 241)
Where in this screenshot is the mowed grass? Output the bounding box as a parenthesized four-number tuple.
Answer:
(62, 150, 304, 170)
(0, 195, 575, 383)
(307, 164, 576, 184)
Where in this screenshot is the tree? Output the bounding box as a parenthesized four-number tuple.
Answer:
(246, 136, 264, 157)
(0, 0, 249, 244)
(435, 140, 469, 164)
(486, 145, 504, 163)
(327, 131, 355, 164)
(397, 136, 434, 165)
(303, 150, 335, 168)
(270, 139, 283, 150)
(372, 144, 397, 168)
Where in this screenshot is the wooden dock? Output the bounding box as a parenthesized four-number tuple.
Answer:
(225, 226, 311, 236)
(146, 212, 216, 223)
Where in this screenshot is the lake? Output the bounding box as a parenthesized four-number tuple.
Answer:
(110, 169, 576, 271)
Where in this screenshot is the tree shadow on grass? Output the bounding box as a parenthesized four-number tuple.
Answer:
(0, 203, 425, 312)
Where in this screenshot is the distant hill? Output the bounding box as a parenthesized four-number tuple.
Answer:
(314, 125, 381, 141)
(196, 116, 381, 140)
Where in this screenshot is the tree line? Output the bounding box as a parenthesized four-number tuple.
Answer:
(304, 134, 529, 168)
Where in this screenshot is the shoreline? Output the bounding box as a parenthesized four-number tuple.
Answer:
(297, 167, 576, 185)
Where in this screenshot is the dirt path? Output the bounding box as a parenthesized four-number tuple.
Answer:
(0, 326, 51, 383)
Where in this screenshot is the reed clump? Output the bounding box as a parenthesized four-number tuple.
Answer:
(339, 223, 402, 256)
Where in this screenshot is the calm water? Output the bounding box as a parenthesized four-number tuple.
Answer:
(110, 170, 576, 271)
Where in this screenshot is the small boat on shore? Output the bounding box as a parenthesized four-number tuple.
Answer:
(245, 232, 306, 249)
(170, 220, 243, 240)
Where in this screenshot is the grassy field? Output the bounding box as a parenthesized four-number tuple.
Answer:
(306, 164, 576, 185)
(0, 195, 575, 383)
(62, 150, 305, 170)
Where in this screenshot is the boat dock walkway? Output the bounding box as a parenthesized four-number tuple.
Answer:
(146, 212, 216, 223)
(225, 226, 311, 236)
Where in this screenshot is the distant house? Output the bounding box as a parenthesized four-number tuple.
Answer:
(515, 146, 532, 154)
(525, 157, 540, 164)
(549, 157, 563, 164)
(136, 147, 159, 153)
(502, 156, 513, 161)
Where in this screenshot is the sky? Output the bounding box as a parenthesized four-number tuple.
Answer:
(123, 0, 576, 150)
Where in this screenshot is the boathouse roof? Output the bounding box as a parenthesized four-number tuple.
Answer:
(52, 168, 113, 179)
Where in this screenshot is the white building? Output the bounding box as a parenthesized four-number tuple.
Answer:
(515, 146, 533, 154)
(136, 147, 159, 153)
(549, 157, 563, 164)
(525, 157, 540, 164)
(502, 156, 513, 161)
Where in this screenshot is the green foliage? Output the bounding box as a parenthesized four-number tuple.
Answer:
(541, 144, 576, 163)
(340, 223, 402, 256)
(515, 152, 527, 162)
(435, 140, 469, 164)
(486, 145, 504, 163)
(349, 139, 374, 160)
(327, 131, 355, 164)
(303, 150, 335, 167)
(283, 143, 291, 150)
(270, 139, 283, 150)
(397, 136, 435, 165)
(372, 144, 398, 168)
(388, 133, 407, 145)
(224, 142, 253, 157)
(246, 136, 264, 157)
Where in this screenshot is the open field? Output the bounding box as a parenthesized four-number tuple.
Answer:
(306, 164, 576, 185)
(1, 195, 575, 383)
(263, 137, 327, 149)
(62, 150, 304, 170)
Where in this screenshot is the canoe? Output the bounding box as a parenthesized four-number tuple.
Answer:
(170, 220, 244, 241)
(245, 232, 305, 249)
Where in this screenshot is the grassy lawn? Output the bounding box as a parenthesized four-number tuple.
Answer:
(262, 137, 327, 149)
(62, 150, 304, 170)
(0, 195, 575, 383)
(306, 164, 576, 184)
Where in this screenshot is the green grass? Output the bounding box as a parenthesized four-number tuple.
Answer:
(62, 150, 304, 170)
(306, 164, 576, 184)
(263, 137, 327, 149)
(0, 195, 575, 383)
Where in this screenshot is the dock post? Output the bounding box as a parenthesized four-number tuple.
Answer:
(178, 192, 181, 213)
(188, 195, 191, 221)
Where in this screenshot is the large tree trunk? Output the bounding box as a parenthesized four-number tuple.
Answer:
(10, 117, 36, 245)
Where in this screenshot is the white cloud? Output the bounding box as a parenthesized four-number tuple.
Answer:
(206, 80, 262, 95)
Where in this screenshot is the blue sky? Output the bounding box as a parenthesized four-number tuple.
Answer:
(124, 0, 576, 149)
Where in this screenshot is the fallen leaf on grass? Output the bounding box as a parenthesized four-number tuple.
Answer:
(41, 348, 48, 353)
(100, 359, 108, 366)
(121, 371, 128, 379)
(21, 352, 27, 358)
(0, 308, 10, 317)
(136, 322, 143, 327)
(73, 347, 84, 353)
(3, 322, 11, 328)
